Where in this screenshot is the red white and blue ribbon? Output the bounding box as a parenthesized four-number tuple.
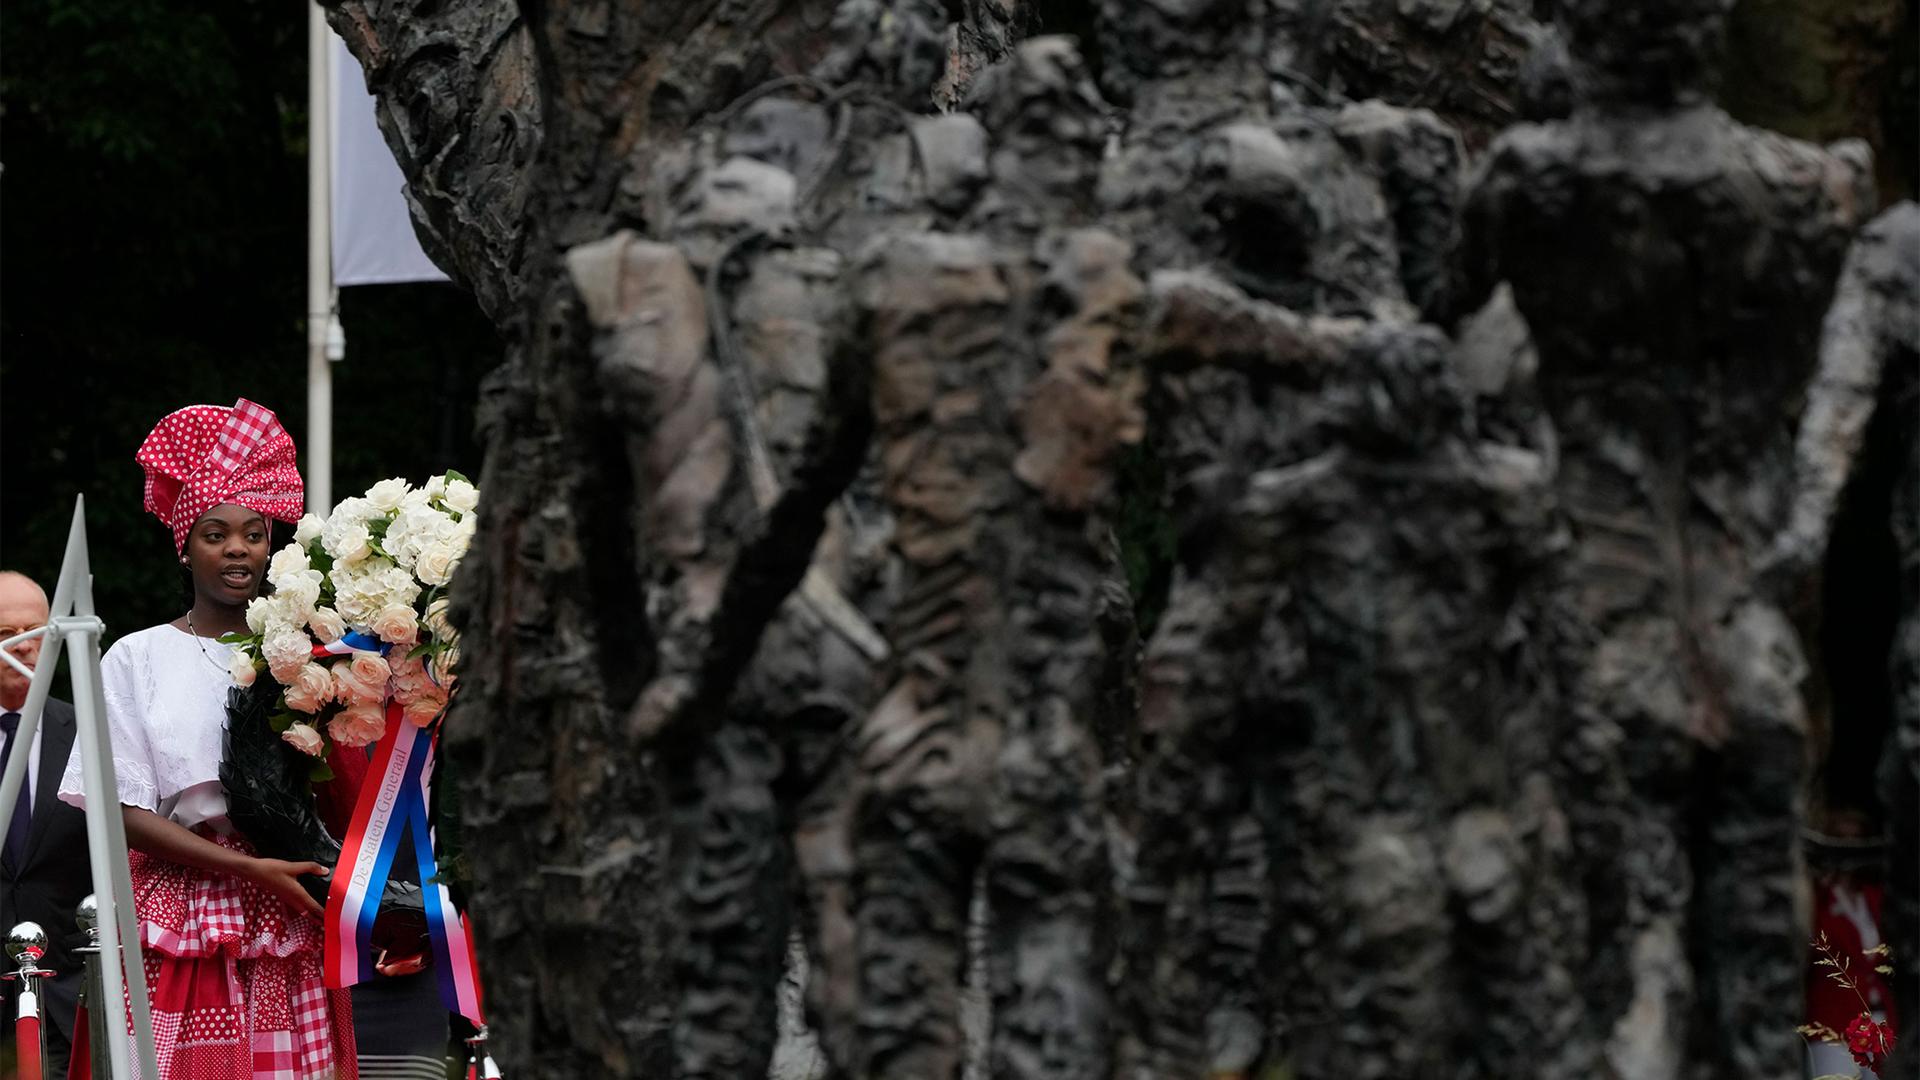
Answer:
(323, 702, 487, 1024)
(323, 702, 418, 988)
(410, 729, 486, 1022)
(312, 630, 387, 659)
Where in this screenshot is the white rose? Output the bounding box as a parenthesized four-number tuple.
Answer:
(328, 703, 387, 749)
(366, 478, 412, 513)
(267, 543, 311, 585)
(370, 603, 419, 646)
(281, 722, 326, 757)
(293, 513, 325, 547)
(276, 568, 324, 619)
(245, 595, 294, 635)
(307, 606, 346, 643)
(415, 543, 458, 587)
(322, 515, 373, 566)
(402, 691, 447, 727)
(283, 662, 336, 713)
(348, 651, 392, 691)
(444, 479, 479, 515)
(261, 627, 313, 685)
(228, 648, 259, 687)
(422, 474, 449, 501)
(330, 662, 383, 707)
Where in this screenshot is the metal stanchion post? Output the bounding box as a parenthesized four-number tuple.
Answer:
(5, 922, 53, 1080)
(72, 896, 110, 1080)
(0, 502, 157, 1080)
(464, 1026, 501, 1079)
(0, 500, 160, 1080)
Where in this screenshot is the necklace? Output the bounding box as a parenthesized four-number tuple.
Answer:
(184, 612, 231, 675)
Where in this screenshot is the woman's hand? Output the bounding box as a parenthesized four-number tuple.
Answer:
(245, 858, 328, 919)
(375, 947, 431, 978)
(120, 807, 331, 920)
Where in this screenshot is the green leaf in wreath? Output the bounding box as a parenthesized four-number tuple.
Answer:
(365, 516, 393, 559)
(269, 711, 296, 734)
(444, 469, 471, 486)
(408, 638, 449, 660)
(308, 758, 335, 783)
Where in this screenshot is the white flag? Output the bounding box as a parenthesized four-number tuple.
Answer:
(331, 35, 448, 286)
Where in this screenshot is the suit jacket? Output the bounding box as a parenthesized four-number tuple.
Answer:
(0, 698, 92, 975)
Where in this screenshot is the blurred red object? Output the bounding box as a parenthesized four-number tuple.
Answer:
(313, 742, 372, 840)
(1807, 876, 1900, 1040)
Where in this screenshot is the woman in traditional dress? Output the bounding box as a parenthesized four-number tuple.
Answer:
(57, 398, 356, 1079)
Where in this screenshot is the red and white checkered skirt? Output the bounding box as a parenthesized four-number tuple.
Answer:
(124, 831, 357, 1080)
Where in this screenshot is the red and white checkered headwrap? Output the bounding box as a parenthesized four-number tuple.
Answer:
(137, 398, 305, 554)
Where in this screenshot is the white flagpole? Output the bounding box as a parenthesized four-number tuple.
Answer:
(307, 1, 336, 515)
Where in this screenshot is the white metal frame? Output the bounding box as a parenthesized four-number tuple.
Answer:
(0, 498, 159, 1080)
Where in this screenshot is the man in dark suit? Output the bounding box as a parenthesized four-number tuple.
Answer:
(0, 570, 91, 1079)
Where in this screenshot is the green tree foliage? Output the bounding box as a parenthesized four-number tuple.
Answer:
(1722, 0, 1918, 201)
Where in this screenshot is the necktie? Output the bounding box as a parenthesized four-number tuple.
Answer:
(0, 712, 30, 869)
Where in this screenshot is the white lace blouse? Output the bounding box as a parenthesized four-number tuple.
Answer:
(58, 623, 236, 830)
